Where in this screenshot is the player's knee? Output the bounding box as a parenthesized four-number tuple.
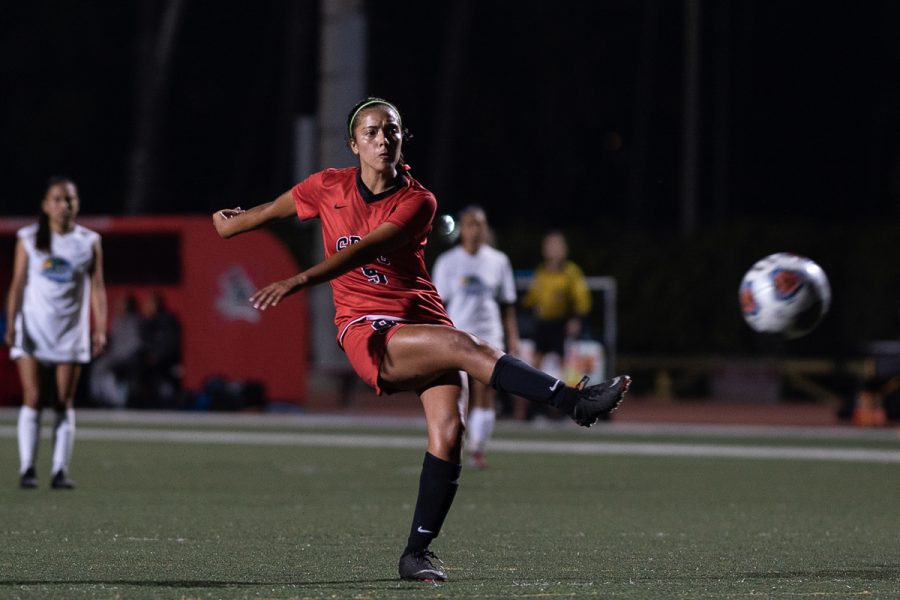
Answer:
(446, 327, 495, 358)
(440, 413, 465, 441)
(21, 387, 40, 408)
(429, 415, 465, 459)
(442, 428, 465, 461)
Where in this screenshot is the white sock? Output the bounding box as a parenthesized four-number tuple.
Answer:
(51, 409, 76, 476)
(17, 406, 40, 474)
(480, 406, 496, 449)
(468, 407, 487, 452)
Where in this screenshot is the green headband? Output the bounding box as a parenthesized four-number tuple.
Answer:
(348, 100, 400, 138)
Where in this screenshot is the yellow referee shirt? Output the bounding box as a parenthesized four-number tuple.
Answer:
(522, 261, 592, 321)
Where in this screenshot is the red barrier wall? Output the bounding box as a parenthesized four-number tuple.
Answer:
(0, 216, 308, 405)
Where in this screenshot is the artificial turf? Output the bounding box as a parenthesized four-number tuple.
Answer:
(1, 416, 899, 599)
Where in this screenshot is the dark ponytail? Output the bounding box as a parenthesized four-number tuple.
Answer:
(36, 175, 75, 253)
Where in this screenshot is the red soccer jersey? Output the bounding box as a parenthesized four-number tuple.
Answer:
(292, 167, 452, 340)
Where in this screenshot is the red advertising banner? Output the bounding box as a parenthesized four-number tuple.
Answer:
(0, 216, 308, 406)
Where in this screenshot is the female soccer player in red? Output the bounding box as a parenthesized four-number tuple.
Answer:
(212, 97, 630, 582)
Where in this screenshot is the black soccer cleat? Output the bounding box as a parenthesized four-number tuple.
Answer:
(398, 550, 448, 582)
(51, 470, 75, 490)
(571, 375, 632, 427)
(19, 467, 37, 489)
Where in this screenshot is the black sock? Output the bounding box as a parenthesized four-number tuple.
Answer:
(403, 452, 461, 555)
(489, 354, 579, 414)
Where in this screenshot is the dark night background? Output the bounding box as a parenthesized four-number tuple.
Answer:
(3, 1, 900, 368)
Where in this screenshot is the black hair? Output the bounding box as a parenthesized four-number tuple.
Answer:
(458, 204, 487, 221)
(346, 97, 413, 172)
(36, 175, 75, 252)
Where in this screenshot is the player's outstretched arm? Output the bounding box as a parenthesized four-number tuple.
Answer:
(250, 221, 410, 311)
(212, 190, 295, 239)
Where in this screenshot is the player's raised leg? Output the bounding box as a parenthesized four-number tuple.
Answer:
(381, 324, 630, 427)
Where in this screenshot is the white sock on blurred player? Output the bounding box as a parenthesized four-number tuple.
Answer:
(468, 407, 483, 453)
(479, 406, 496, 449)
(18, 405, 40, 474)
(468, 407, 495, 453)
(52, 409, 75, 475)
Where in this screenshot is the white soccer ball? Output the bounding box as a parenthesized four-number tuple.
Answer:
(738, 253, 831, 339)
(435, 214, 459, 242)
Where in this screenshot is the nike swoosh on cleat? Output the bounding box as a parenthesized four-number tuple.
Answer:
(549, 380, 561, 392)
(417, 526, 434, 534)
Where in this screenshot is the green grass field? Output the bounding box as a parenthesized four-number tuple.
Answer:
(1, 411, 900, 599)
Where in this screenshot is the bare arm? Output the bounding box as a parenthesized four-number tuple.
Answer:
(89, 238, 108, 356)
(212, 190, 296, 239)
(4, 240, 27, 347)
(501, 303, 521, 356)
(250, 221, 411, 311)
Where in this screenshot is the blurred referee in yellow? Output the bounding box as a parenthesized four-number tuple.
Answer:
(522, 231, 591, 418)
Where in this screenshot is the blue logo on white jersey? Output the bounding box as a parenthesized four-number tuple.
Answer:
(40, 256, 75, 283)
(461, 274, 487, 295)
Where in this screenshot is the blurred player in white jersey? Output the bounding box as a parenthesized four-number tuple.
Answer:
(5, 177, 108, 489)
(432, 206, 520, 469)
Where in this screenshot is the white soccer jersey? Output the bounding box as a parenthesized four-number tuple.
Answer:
(10, 223, 100, 364)
(432, 244, 517, 348)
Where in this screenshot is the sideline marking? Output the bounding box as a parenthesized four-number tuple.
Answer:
(1, 426, 899, 464)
